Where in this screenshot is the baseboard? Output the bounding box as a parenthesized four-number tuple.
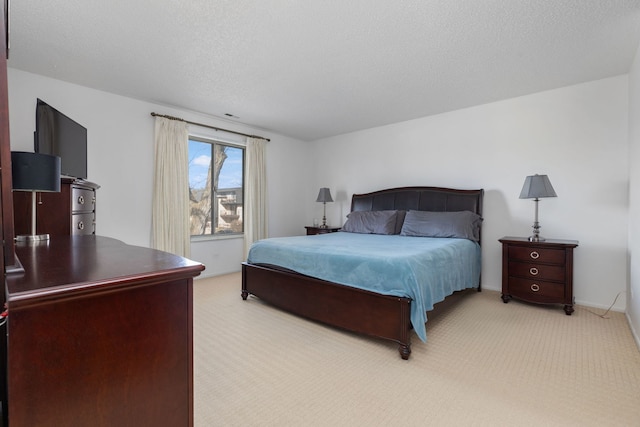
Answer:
(626, 312, 640, 351)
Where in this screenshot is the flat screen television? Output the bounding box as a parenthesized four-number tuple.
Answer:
(34, 98, 88, 180)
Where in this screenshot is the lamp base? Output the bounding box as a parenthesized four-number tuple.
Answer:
(16, 233, 50, 243)
(529, 218, 543, 242)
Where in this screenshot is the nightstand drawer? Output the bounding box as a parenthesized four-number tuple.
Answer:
(508, 246, 565, 265)
(508, 261, 565, 281)
(508, 277, 565, 302)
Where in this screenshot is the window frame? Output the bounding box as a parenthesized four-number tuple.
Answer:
(188, 134, 245, 241)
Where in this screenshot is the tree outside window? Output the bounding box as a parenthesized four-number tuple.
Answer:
(189, 138, 244, 236)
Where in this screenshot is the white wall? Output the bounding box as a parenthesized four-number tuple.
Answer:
(628, 42, 640, 345)
(311, 76, 630, 311)
(7, 68, 310, 278)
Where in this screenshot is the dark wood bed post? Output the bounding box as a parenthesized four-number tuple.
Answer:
(241, 269, 249, 300)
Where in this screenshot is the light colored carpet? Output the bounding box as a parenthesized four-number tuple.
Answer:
(193, 273, 640, 426)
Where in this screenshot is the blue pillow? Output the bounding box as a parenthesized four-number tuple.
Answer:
(400, 210, 482, 241)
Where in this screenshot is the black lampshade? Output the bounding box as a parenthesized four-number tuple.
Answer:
(315, 187, 333, 203)
(11, 151, 61, 192)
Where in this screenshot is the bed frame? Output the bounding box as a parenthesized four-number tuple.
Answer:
(242, 186, 484, 359)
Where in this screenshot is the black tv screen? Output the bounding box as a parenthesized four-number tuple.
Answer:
(34, 99, 87, 179)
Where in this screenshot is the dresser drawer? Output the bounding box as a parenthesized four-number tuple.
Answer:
(71, 187, 96, 213)
(508, 277, 565, 303)
(508, 260, 565, 281)
(71, 212, 95, 235)
(508, 246, 565, 265)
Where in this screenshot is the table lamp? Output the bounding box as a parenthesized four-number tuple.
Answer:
(315, 187, 333, 228)
(519, 174, 557, 242)
(11, 151, 61, 242)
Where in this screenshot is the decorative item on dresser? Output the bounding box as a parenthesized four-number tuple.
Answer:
(13, 177, 99, 237)
(499, 236, 578, 314)
(305, 225, 341, 235)
(11, 151, 61, 242)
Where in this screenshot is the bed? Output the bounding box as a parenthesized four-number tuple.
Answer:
(242, 186, 484, 359)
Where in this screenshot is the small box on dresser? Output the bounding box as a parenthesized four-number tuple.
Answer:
(499, 236, 579, 315)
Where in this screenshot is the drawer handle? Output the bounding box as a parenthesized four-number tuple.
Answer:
(77, 221, 84, 230)
(78, 195, 85, 205)
(529, 267, 539, 276)
(530, 251, 540, 259)
(531, 284, 540, 292)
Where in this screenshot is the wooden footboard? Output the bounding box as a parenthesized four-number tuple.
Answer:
(242, 262, 413, 359)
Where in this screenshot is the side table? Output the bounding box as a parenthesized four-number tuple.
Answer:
(499, 236, 579, 315)
(305, 226, 341, 235)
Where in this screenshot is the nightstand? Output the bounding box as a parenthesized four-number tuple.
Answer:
(499, 236, 579, 315)
(305, 226, 341, 235)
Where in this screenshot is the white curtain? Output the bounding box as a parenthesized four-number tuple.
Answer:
(151, 116, 191, 258)
(244, 137, 268, 259)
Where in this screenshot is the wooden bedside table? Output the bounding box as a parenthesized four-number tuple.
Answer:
(305, 226, 341, 235)
(499, 236, 579, 315)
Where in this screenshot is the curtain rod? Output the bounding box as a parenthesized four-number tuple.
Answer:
(150, 112, 270, 142)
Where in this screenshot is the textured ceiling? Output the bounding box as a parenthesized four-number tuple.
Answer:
(7, 1, 640, 141)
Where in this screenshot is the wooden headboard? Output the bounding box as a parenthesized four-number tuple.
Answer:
(350, 186, 484, 216)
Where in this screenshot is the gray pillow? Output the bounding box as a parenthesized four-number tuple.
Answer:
(342, 210, 399, 235)
(400, 210, 482, 241)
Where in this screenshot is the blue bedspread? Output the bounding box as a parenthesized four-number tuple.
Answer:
(247, 232, 481, 342)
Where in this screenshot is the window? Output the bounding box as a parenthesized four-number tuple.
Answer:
(188, 137, 244, 236)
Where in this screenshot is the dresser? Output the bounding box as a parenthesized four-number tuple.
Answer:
(13, 177, 99, 236)
(5, 236, 204, 426)
(499, 236, 579, 314)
